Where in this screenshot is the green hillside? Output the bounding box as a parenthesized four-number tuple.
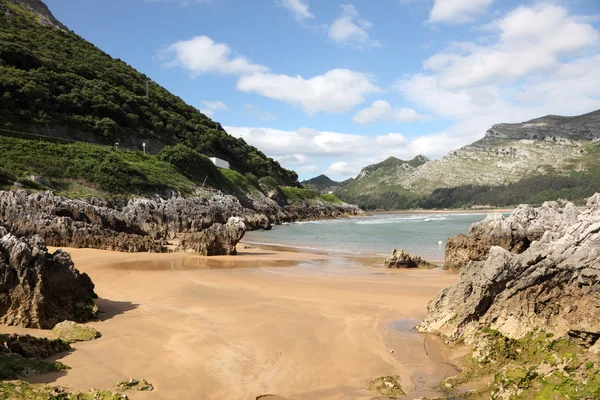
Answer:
(338, 155, 429, 198)
(0, 0, 298, 186)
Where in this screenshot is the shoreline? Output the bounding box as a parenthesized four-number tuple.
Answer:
(1, 244, 460, 399)
(369, 208, 514, 214)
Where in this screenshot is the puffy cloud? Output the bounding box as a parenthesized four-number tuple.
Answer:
(277, 0, 314, 21)
(237, 69, 381, 114)
(199, 100, 227, 117)
(328, 4, 380, 48)
(224, 126, 457, 179)
(425, 4, 598, 89)
(428, 0, 494, 24)
(352, 100, 428, 124)
(163, 36, 268, 76)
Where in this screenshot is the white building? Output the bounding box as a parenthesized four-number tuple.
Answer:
(209, 157, 230, 169)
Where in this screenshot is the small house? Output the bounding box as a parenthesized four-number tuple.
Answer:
(209, 157, 230, 169)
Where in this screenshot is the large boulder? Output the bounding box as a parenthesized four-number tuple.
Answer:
(444, 200, 579, 270)
(418, 194, 600, 348)
(0, 232, 97, 329)
(384, 249, 437, 269)
(177, 217, 246, 256)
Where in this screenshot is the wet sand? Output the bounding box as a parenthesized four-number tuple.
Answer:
(0, 245, 461, 400)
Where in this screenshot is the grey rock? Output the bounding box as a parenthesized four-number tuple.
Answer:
(418, 194, 600, 346)
(384, 249, 437, 269)
(0, 232, 97, 329)
(177, 217, 246, 256)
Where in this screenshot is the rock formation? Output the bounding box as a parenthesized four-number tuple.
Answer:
(444, 200, 579, 270)
(176, 217, 246, 256)
(0, 230, 97, 329)
(384, 249, 437, 269)
(0, 333, 70, 359)
(52, 320, 100, 343)
(0, 190, 361, 254)
(418, 194, 600, 350)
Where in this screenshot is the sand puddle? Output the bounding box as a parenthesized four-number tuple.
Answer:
(383, 319, 463, 399)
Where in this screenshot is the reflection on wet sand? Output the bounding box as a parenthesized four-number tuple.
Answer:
(109, 255, 301, 271)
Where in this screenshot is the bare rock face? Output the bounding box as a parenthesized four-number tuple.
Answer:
(177, 217, 246, 256)
(384, 249, 437, 269)
(0, 232, 97, 329)
(418, 194, 600, 347)
(444, 201, 579, 270)
(0, 333, 70, 359)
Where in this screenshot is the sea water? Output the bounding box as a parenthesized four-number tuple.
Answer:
(244, 212, 506, 260)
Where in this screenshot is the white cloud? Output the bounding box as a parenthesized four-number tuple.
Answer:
(163, 36, 268, 76)
(395, 4, 600, 162)
(202, 100, 228, 110)
(224, 126, 450, 179)
(199, 100, 227, 117)
(428, 0, 494, 24)
(199, 109, 215, 117)
(425, 4, 598, 89)
(278, 0, 315, 21)
(352, 100, 428, 124)
(328, 4, 380, 48)
(237, 69, 380, 114)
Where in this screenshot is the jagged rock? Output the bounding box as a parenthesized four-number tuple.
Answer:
(0, 232, 97, 329)
(418, 195, 600, 346)
(0, 190, 361, 254)
(116, 378, 154, 392)
(0, 333, 70, 359)
(52, 321, 100, 343)
(384, 249, 437, 269)
(177, 217, 246, 256)
(444, 200, 579, 270)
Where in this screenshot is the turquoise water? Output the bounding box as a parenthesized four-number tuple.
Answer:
(244, 212, 502, 260)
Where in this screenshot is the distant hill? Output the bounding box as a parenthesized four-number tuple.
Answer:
(337, 155, 429, 197)
(301, 174, 349, 193)
(0, 0, 298, 187)
(335, 110, 600, 209)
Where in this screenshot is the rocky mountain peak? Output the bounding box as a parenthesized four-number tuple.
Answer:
(483, 109, 600, 141)
(5, 0, 66, 29)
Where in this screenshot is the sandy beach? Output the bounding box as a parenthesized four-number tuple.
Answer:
(0, 245, 461, 400)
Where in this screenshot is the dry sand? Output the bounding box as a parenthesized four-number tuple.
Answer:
(0, 245, 462, 400)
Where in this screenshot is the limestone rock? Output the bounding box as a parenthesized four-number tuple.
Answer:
(444, 200, 579, 270)
(177, 217, 246, 255)
(0, 333, 70, 359)
(52, 321, 100, 343)
(384, 249, 437, 269)
(0, 190, 361, 254)
(418, 194, 600, 346)
(117, 378, 154, 392)
(0, 232, 97, 329)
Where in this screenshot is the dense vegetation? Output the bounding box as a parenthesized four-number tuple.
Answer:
(337, 173, 600, 210)
(0, 1, 298, 186)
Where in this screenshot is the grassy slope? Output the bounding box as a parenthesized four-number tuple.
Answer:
(0, 0, 298, 186)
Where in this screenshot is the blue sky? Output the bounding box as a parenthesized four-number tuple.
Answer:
(45, 0, 600, 180)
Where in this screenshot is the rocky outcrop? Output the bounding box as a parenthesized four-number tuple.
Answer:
(0, 333, 70, 359)
(0, 231, 97, 329)
(0, 190, 361, 254)
(384, 249, 437, 269)
(52, 320, 100, 343)
(177, 217, 246, 256)
(444, 200, 579, 270)
(6, 0, 67, 30)
(418, 194, 600, 348)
